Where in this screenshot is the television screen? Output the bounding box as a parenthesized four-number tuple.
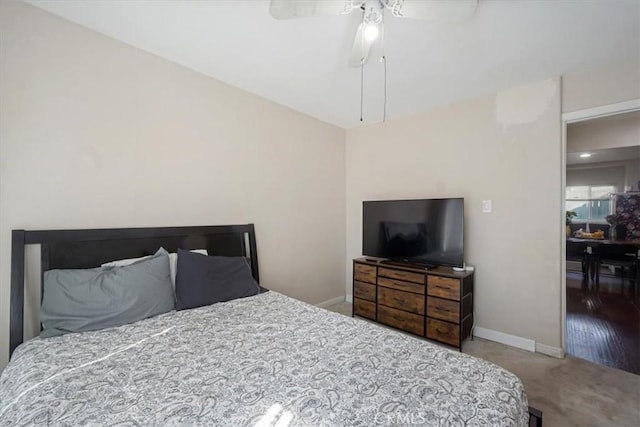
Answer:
(362, 198, 464, 267)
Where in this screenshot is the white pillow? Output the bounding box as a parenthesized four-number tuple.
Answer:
(102, 255, 152, 267)
(102, 249, 208, 287)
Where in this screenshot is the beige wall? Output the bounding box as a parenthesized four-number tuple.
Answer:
(562, 60, 640, 112)
(566, 164, 627, 191)
(0, 2, 346, 370)
(346, 79, 563, 349)
(2, 2, 637, 374)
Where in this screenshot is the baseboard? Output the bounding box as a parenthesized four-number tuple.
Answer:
(535, 343, 564, 358)
(315, 295, 346, 308)
(345, 294, 353, 304)
(474, 327, 564, 358)
(473, 327, 536, 352)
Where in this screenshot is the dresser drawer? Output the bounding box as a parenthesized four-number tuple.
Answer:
(426, 318, 459, 347)
(354, 263, 377, 284)
(354, 281, 376, 302)
(353, 298, 376, 320)
(427, 275, 460, 301)
(377, 305, 424, 336)
(377, 276, 425, 295)
(427, 297, 459, 323)
(378, 287, 425, 315)
(379, 267, 424, 284)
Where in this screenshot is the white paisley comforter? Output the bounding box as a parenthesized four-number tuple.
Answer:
(0, 291, 529, 426)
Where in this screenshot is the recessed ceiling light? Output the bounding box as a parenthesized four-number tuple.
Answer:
(579, 153, 592, 158)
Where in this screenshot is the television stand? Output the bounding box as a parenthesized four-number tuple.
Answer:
(352, 257, 474, 350)
(380, 259, 435, 270)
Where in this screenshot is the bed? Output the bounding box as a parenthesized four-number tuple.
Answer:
(1, 224, 535, 426)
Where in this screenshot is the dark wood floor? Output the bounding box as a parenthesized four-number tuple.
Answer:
(566, 270, 639, 375)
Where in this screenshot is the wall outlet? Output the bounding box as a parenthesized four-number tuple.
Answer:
(482, 200, 492, 213)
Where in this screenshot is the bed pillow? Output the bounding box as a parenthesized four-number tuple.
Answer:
(168, 250, 207, 286)
(175, 249, 260, 310)
(41, 250, 174, 338)
(102, 249, 208, 287)
(101, 254, 153, 267)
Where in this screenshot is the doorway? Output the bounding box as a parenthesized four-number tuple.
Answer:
(562, 104, 640, 374)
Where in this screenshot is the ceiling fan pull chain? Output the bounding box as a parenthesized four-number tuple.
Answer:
(360, 58, 364, 122)
(381, 15, 386, 123)
(382, 55, 387, 123)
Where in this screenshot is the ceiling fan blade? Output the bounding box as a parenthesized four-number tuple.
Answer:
(348, 23, 375, 67)
(383, 0, 478, 22)
(269, 0, 362, 20)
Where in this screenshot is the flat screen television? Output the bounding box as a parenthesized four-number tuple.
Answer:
(362, 198, 464, 268)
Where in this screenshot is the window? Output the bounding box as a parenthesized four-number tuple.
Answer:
(566, 185, 616, 222)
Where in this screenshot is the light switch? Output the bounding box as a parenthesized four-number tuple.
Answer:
(482, 200, 492, 213)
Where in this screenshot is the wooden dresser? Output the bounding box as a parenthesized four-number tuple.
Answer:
(352, 258, 474, 350)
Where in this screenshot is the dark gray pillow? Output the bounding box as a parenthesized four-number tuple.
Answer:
(175, 249, 260, 310)
(41, 248, 174, 337)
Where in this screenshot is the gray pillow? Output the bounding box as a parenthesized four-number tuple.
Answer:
(175, 249, 260, 310)
(41, 248, 174, 337)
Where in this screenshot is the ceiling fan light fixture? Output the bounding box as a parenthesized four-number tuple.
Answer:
(363, 23, 379, 41)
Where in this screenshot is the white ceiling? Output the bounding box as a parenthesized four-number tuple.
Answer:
(566, 145, 640, 166)
(567, 111, 640, 165)
(28, 0, 640, 129)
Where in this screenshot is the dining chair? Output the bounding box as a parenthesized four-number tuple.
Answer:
(566, 240, 589, 281)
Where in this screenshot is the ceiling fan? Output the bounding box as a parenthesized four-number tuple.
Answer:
(269, 0, 478, 67)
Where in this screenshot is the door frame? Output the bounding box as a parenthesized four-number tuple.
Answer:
(561, 98, 640, 354)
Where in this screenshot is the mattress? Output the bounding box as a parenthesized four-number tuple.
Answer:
(0, 292, 529, 426)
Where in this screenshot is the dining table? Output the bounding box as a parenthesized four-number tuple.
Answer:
(567, 237, 640, 286)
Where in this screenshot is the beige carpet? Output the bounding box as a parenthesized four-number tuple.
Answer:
(326, 302, 640, 427)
